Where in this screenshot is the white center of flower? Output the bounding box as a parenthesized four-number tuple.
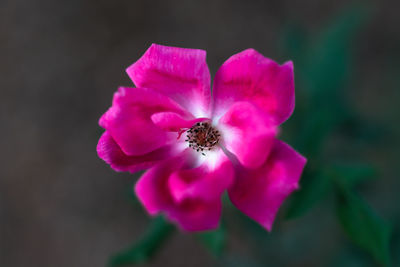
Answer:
(185, 122, 221, 156)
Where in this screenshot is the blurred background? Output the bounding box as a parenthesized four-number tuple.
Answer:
(1, 0, 399, 266)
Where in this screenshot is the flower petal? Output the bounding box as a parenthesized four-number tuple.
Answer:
(99, 87, 188, 156)
(135, 150, 226, 231)
(167, 197, 222, 232)
(218, 101, 277, 169)
(228, 140, 306, 231)
(168, 148, 234, 203)
(135, 154, 185, 215)
(151, 112, 207, 132)
(97, 131, 179, 173)
(212, 49, 295, 125)
(127, 44, 211, 117)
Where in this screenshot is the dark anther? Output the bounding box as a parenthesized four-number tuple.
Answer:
(185, 121, 221, 155)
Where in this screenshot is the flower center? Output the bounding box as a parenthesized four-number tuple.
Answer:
(185, 122, 220, 155)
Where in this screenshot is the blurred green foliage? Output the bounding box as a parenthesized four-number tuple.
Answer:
(196, 224, 226, 257)
(335, 186, 391, 266)
(108, 217, 174, 267)
(281, 4, 392, 266)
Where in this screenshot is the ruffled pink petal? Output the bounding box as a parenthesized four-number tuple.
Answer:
(99, 87, 189, 156)
(151, 112, 207, 132)
(127, 44, 211, 117)
(212, 49, 295, 125)
(218, 101, 278, 169)
(228, 140, 306, 231)
(135, 154, 186, 215)
(135, 150, 228, 231)
(167, 197, 222, 232)
(168, 148, 234, 202)
(97, 131, 178, 173)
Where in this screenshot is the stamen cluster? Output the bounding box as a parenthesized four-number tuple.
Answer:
(185, 122, 220, 155)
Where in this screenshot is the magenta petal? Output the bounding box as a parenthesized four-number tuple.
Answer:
(135, 154, 185, 215)
(213, 49, 295, 125)
(135, 151, 225, 231)
(218, 101, 278, 169)
(127, 44, 211, 117)
(151, 112, 207, 132)
(97, 131, 178, 173)
(99, 87, 188, 156)
(168, 149, 234, 202)
(168, 197, 222, 232)
(228, 140, 306, 231)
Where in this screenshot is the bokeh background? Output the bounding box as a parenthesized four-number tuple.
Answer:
(1, 0, 399, 266)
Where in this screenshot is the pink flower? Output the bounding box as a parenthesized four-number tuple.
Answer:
(97, 44, 306, 231)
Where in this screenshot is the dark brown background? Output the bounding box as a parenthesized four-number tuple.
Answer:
(1, 0, 399, 266)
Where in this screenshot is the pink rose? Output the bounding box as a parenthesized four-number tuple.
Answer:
(97, 44, 306, 231)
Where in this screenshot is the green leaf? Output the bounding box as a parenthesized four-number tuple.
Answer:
(279, 24, 308, 64)
(281, 6, 372, 159)
(286, 168, 332, 219)
(295, 108, 339, 156)
(108, 216, 174, 266)
(306, 5, 370, 98)
(286, 162, 376, 219)
(196, 225, 226, 257)
(331, 163, 377, 188)
(335, 189, 392, 266)
(296, 6, 370, 153)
